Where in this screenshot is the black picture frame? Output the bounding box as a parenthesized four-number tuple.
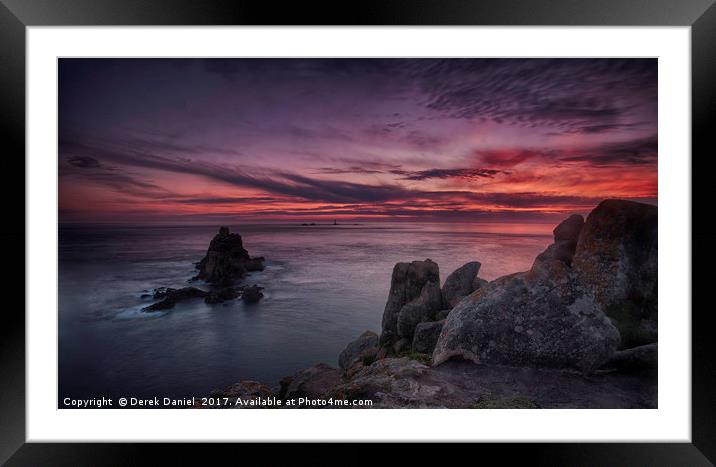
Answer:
(1, 0, 714, 464)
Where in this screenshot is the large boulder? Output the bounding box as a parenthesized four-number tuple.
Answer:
(380, 259, 442, 344)
(572, 200, 657, 348)
(196, 226, 265, 284)
(278, 363, 343, 400)
(432, 259, 620, 373)
(441, 261, 488, 308)
(338, 331, 379, 370)
(412, 320, 445, 354)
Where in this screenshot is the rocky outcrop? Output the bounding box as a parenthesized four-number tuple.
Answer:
(278, 363, 343, 400)
(142, 287, 209, 312)
(572, 200, 657, 348)
(441, 261, 488, 308)
(432, 259, 620, 373)
(338, 331, 379, 370)
(196, 226, 265, 285)
(432, 200, 658, 371)
(412, 320, 445, 354)
(380, 259, 442, 345)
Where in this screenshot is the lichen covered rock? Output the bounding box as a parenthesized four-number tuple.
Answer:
(432, 260, 620, 373)
(572, 200, 657, 348)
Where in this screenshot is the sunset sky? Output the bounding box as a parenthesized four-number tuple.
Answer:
(59, 58, 657, 224)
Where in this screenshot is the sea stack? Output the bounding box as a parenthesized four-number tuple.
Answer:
(196, 227, 265, 285)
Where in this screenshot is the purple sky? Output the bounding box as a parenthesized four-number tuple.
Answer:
(59, 58, 657, 224)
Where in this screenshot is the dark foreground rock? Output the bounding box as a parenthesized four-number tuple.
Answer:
(196, 226, 265, 284)
(207, 356, 656, 409)
(441, 261, 487, 308)
(142, 287, 208, 312)
(380, 259, 442, 345)
(327, 358, 655, 408)
(279, 363, 343, 400)
(572, 200, 658, 348)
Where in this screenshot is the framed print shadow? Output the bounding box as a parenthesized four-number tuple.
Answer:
(2, 0, 715, 464)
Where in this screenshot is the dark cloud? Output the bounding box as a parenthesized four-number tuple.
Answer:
(67, 156, 101, 169)
(170, 196, 280, 205)
(313, 166, 385, 175)
(470, 135, 658, 168)
(560, 135, 658, 167)
(556, 121, 647, 135)
(415, 58, 657, 133)
(60, 137, 616, 208)
(399, 168, 505, 181)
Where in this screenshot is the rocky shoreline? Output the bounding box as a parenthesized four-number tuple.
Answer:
(202, 199, 657, 408)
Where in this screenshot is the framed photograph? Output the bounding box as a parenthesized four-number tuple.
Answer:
(2, 0, 714, 464)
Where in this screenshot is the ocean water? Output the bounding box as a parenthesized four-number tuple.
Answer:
(58, 222, 553, 402)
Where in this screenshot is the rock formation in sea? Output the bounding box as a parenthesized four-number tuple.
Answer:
(205, 199, 657, 408)
(142, 287, 209, 312)
(142, 227, 266, 312)
(142, 284, 262, 312)
(195, 226, 265, 285)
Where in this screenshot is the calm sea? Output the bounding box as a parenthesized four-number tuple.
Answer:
(58, 222, 552, 402)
